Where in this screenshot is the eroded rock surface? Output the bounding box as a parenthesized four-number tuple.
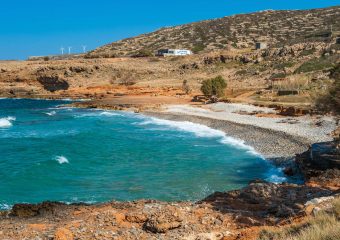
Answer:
(0, 179, 337, 240)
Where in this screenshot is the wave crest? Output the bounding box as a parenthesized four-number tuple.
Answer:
(46, 111, 57, 116)
(0, 116, 16, 128)
(55, 156, 69, 164)
(139, 117, 261, 156)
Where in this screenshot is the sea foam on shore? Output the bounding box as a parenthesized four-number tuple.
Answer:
(138, 117, 262, 157)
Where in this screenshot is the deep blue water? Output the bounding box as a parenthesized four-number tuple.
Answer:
(0, 99, 285, 209)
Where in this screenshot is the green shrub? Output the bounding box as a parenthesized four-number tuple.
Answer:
(299, 48, 316, 57)
(273, 61, 295, 70)
(131, 49, 153, 58)
(201, 76, 227, 97)
(231, 42, 238, 48)
(314, 64, 340, 115)
(192, 44, 205, 53)
(270, 72, 287, 79)
(294, 56, 336, 74)
(235, 69, 247, 75)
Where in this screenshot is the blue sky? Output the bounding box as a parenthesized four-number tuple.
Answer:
(0, 0, 339, 60)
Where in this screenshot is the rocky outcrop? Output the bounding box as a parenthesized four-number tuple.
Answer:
(143, 206, 183, 233)
(296, 141, 340, 190)
(1, 180, 337, 239)
(201, 179, 332, 226)
(37, 75, 69, 92)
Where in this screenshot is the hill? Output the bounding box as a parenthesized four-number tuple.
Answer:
(87, 6, 340, 57)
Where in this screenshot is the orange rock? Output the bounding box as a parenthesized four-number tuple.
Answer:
(304, 205, 315, 216)
(27, 223, 48, 231)
(54, 228, 73, 240)
(72, 210, 83, 216)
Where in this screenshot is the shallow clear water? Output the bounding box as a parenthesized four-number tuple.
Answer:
(0, 99, 285, 209)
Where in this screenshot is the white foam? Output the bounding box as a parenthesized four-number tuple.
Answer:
(265, 167, 287, 183)
(46, 111, 57, 116)
(99, 111, 121, 117)
(266, 174, 287, 183)
(0, 116, 16, 128)
(139, 117, 262, 157)
(0, 203, 11, 210)
(75, 111, 122, 118)
(55, 156, 69, 164)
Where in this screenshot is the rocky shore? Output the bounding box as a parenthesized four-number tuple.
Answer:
(0, 179, 338, 240)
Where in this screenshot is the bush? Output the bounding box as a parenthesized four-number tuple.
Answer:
(294, 56, 336, 74)
(270, 72, 287, 79)
(120, 77, 137, 86)
(314, 64, 340, 115)
(235, 69, 247, 76)
(131, 49, 153, 58)
(201, 76, 227, 97)
(299, 48, 316, 57)
(192, 44, 205, 54)
(273, 61, 295, 70)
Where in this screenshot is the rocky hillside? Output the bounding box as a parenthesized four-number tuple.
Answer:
(88, 6, 340, 57)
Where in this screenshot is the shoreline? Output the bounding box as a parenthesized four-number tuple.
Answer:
(1, 98, 339, 239)
(144, 111, 309, 159)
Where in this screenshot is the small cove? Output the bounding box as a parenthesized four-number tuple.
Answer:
(0, 99, 287, 209)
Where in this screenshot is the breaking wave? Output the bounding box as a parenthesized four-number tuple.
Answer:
(75, 110, 122, 118)
(46, 111, 57, 116)
(99, 111, 122, 117)
(0, 116, 16, 128)
(55, 156, 69, 164)
(138, 117, 261, 157)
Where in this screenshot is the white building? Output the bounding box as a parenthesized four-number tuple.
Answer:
(157, 49, 193, 56)
(255, 42, 268, 50)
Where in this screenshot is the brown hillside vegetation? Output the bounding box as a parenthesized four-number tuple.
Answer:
(87, 6, 340, 58)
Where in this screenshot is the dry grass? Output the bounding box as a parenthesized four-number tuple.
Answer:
(271, 76, 310, 91)
(258, 198, 340, 240)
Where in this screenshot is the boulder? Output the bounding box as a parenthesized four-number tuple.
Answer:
(143, 207, 183, 233)
(125, 212, 148, 223)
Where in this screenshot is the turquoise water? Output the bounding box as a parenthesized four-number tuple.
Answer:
(0, 99, 285, 209)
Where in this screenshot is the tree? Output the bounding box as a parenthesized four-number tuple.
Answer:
(201, 76, 227, 97)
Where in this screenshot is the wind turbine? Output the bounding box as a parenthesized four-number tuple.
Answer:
(60, 47, 65, 55)
(68, 46, 72, 55)
(82, 45, 87, 53)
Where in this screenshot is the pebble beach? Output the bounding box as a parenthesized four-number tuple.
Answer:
(146, 103, 336, 158)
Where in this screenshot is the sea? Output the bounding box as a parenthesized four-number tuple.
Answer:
(0, 98, 286, 209)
